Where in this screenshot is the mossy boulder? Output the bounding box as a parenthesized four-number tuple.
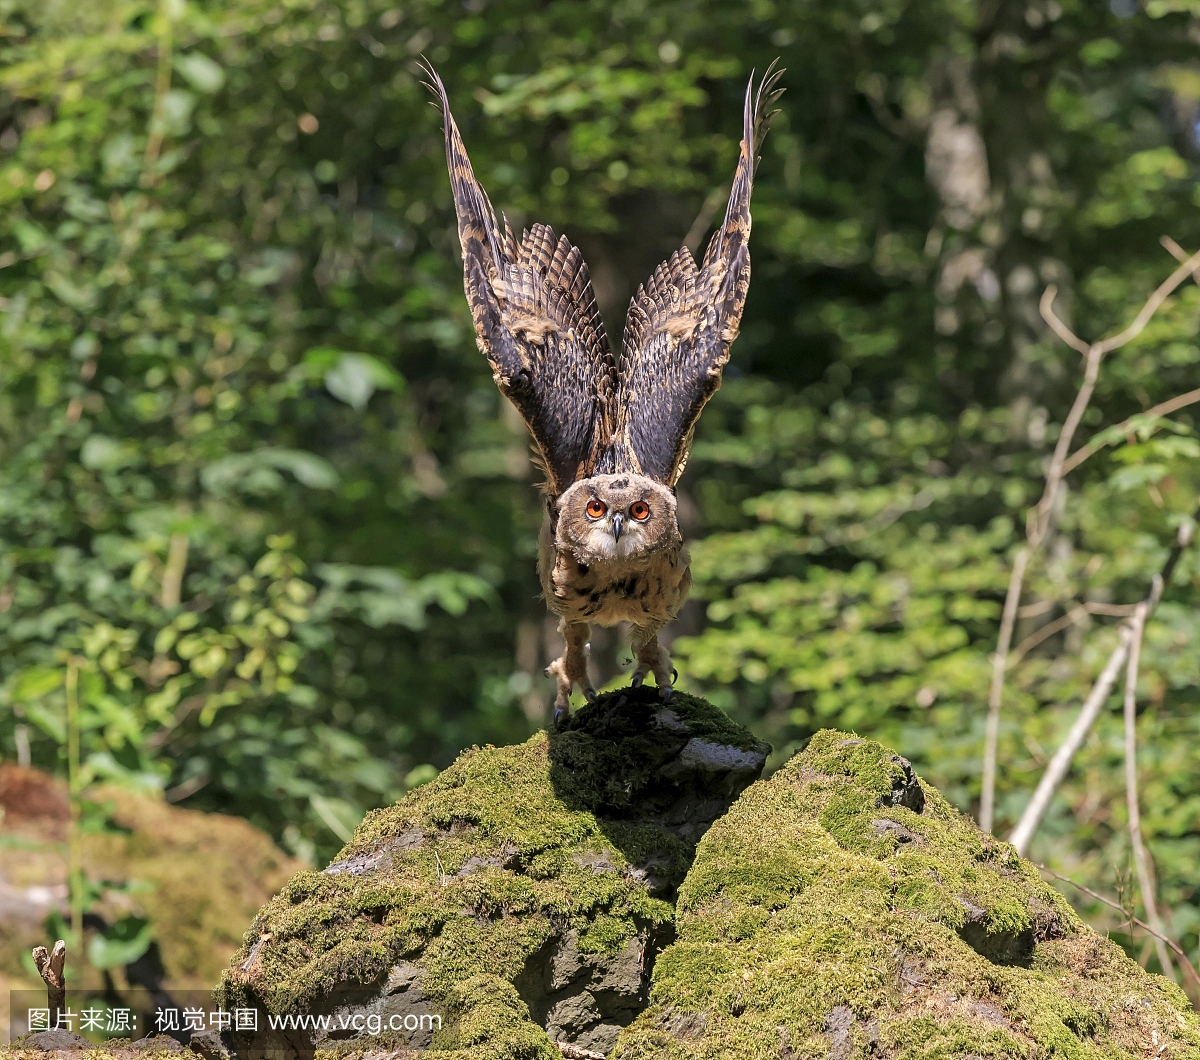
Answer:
(612, 730, 1200, 1059)
(13, 718, 1196, 1060)
(217, 688, 769, 1058)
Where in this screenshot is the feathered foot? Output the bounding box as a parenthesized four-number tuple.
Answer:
(630, 626, 675, 703)
(545, 620, 595, 729)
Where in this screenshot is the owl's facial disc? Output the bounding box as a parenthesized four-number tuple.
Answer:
(559, 474, 678, 562)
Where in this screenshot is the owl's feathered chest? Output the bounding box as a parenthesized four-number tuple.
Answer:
(537, 521, 691, 628)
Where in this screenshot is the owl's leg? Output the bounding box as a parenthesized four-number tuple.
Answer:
(630, 625, 674, 703)
(545, 619, 595, 728)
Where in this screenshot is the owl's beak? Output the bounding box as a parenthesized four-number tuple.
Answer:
(611, 512, 624, 542)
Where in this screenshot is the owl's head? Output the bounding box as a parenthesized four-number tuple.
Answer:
(555, 474, 680, 563)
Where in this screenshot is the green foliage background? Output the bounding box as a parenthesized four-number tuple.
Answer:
(2, 0, 1200, 977)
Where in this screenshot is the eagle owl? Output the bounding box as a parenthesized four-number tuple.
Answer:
(426, 62, 783, 725)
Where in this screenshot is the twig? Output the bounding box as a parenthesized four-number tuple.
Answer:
(1062, 386, 1200, 476)
(980, 547, 1028, 832)
(983, 288, 1107, 833)
(1009, 511, 1197, 854)
(1123, 593, 1175, 981)
(32, 939, 66, 1016)
(1089, 245, 1200, 357)
(1160, 235, 1200, 286)
(1008, 601, 1138, 666)
(1008, 622, 1134, 854)
(1029, 288, 1108, 544)
(1017, 597, 1058, 619)
(1037, 863, 1200, 991)
(979, 248, 1200, 833)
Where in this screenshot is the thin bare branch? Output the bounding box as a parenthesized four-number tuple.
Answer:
(1093, 245, 1200, 355)
(1038, 286, 1090, 355)
(1062, 386, 1200, 476)
(1087, 602, 1142, 617)
(1008, 623, 1134, 855)
(1037, 864, 1200, 992)
(1160, 235, 1200, 285)
(1030, 344, 1103, 543)
(1009, 601, 1138, 666)
(982, 252, 1200, 832)
(1123, 593, 1175, 981)
(982, 315, 1099, 830)
(1017, 598, 1057, 619)
(981, 547, 1028, 833)
(1009, 512, 1197, 855)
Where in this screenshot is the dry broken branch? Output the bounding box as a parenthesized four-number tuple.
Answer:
(979, 246, 1200, 834)
(1123, 594, 1176, 982)
(31, 939, 66, 1016)
(1160, 235, 1200, 286)
(1008, 601, 1138, 666)
(1009, 511, 1197, 855)
(1062, 385, 1200, 476)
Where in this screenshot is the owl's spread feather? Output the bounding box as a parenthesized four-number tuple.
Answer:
(425, 58, 782, 496)
(425, 60, 783, 719)
(423, 63, 617, 496)
(607, 62, 783, 485)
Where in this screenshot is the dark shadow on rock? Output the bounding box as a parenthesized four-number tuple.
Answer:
(547, 685, 770, 899)
(529, 685, 768, 1052)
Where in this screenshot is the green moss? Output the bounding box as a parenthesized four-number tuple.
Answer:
(219, 689, 763, 1058)
(615, 729, 1200, 1060)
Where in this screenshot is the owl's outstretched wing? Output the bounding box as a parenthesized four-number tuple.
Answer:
(608, 63, 783, 486)
(423, 63, 617, 496)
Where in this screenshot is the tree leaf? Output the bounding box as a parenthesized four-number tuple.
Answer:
(174, 53, 225, 94)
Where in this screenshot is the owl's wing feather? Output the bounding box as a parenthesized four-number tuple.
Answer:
(611, 63, 783, 486)
(423, 63, 617, 495)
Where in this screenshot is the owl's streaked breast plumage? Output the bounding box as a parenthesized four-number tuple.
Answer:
(538, 517, 691, 629)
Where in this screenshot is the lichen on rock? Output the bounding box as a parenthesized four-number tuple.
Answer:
(217, 688, 768, 1058)
(612, 730, 1200, 1060)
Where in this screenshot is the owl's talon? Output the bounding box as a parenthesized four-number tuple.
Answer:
(585, 688, 597, 704)
(671, 667, 679, 685)
(660, 685, 673, 704)
(553, 706, 569, 730)
(631, 672, 644, 689)
(543, 666, 552, 678)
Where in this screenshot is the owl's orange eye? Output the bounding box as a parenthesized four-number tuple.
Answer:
(630, 501, 650, 521)
(586, 499, 607, 519)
